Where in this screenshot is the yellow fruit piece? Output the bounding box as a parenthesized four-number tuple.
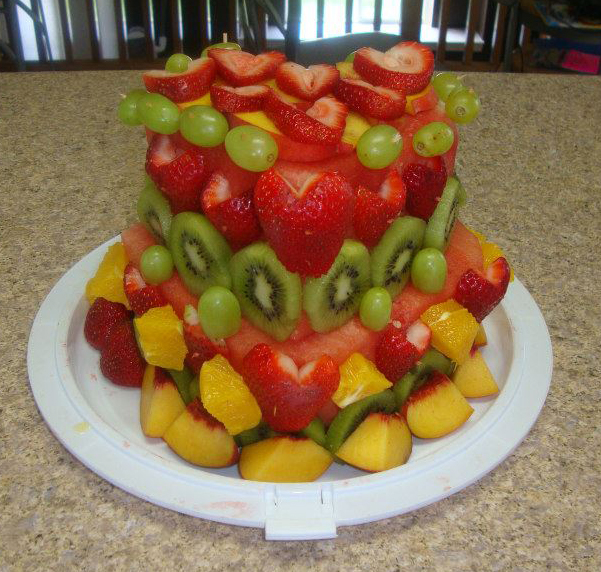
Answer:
(335, 61, 362, 80)
(474, 323, 487, 347)
(262, 78, 302, 103)
(200, 354, 261, 435)
(140, 365, 185, 437)
(342, 111, 371, 146)
(405, 85, 433, 114)
(233, 110, 282, 135)
(333, 353, 392, 408)
(178, 91, 212, 110)
(134, 305, 187, 370)
(85, 242, 129, 307)
(481, 241, 514, 282)
(452, 349, 499, 398)
(421, 300, 479, 364)
(466, 226, 487, 245)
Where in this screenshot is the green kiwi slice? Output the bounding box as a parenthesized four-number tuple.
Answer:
(137, 178, 173, 243)
(303, 240, 371, 333)
(298, 418, 327, 448)
(169, 212, 232, 296)
(230, 242, 301, 342)
(325, 390, 396, 453)
(423, 176, 462, 252)
(371, 216, 426, 299)
(167, 367, 193, 404)
(188, 375, 200, 402)
(234, 421, 277, 447)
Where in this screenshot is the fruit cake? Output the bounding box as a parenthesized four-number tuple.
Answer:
(84, 41, 512, 482)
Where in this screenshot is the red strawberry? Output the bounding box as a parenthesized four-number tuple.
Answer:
(242, 343, 339, 432)
(353, 42, 434, 94)
(353, 170, 406, 248)
(209, 84, 270, 113)
(100, 320, 146, 387)
(254, 168, 354, 276)
(123, 263, 167, 316)
(401, 158, 447, 220)
(145, 134, 207, 213)
(201, 172, 261, 250)
(142, 57, 216, 103)
(375, 319, 431, 382)
(454, 257, 511, 322)
(208, 49, 285, 86)
(182, 305, 228, 374)
(263, 91, 347, 145)
(275, 62, 340, 101)
(84, 297, 131, 351)
(334, 78, 406, 120)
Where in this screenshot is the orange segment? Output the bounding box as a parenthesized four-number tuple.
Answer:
(85, 242, 129, 307)
(333, 353, 392, 408)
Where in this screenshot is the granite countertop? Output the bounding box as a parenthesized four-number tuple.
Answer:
(1, 70, 600, 571)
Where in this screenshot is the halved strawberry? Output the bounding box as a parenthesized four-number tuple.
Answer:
(334, 78, 406, 120)
(84, 297, 131, 351)
(142, 57, 216, 103)
(123, 263, 167, 316)
(242, 343, 339, 432)
(182, 305, 228, 373)
(454, 257, 511, 322)
(201, 172, 261, 250)
(210, 84, 270, 113)
(354, 42, 434, 94)
(100, 320, 146, 387)
(275, 62, 340, 101)
(208, 49, 285, 86)
(401, 158, 447, 220)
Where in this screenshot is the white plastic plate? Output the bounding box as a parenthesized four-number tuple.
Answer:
(28, 237, 552, 540)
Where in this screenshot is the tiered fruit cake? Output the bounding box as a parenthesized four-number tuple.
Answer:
(85, 41, 512, 482)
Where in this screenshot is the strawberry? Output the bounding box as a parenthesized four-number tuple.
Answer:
(263, 91, 347, 145)
(100, 319, 146, 387)
(354, 42, 434, 95)
(209, 84, 270, 113)
(84, 297, 131, 351)
(353, 170, 406, 248)
(375, 319, 431, 382)
(242, 343, 339, 432)
(254, 168, 354, 276)
(208, 49, 285, 87)
(123, 263, 167, 315)
(145, 134, 207, 213)
(182, 305, 228, 374)
(334, 78, 406, 120)
(401, 158, 447, 220)
(275, 62, 340, 101)
(142, 57, 216, 103)
(454, 257, 511, 322)
(201, 172, 261, 250)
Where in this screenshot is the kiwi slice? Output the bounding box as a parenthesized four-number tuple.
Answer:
(298, 418, 327, 448)
(169, 212, 232, 296)
(137, 178, 173, 243)
(230, 242, 301, 342)
(303, 240, 371, 333)
(371, 216, 426, 299)
(188, 375, 200, 401)
(168, 367, 194, 404)
(325, 390, 396, 453)
(234, 421, 277, 447)
(423, 176, 462, 252)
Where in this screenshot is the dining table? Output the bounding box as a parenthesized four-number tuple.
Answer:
(1, 69, 600, 571)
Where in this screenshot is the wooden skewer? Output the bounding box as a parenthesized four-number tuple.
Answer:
(223, 32, 228, 43)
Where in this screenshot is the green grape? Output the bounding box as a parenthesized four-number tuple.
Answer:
(445, 88, 481, 124)
(179, 105, 229, 147)
(344, 51, 356, 63)
(411, 248, 447, 293)
(224, 126, 278, 172)
(201, 42, 241, 58)
(140, 245, 174, 284)
(165, 53, 192, 73)
(412, 121, 455, 157)
(431, 72, 462, 102)
(356, 125, 403, 169)
(117, 89, 146, 126)
(359, 287, 392, 332)
(198, 286, 242, 339)
(137, 92, 180, 134)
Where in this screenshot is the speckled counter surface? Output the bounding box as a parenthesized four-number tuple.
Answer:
(1, 71, 600, 571)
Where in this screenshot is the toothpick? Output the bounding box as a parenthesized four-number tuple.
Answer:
(223, 32, 228, 43)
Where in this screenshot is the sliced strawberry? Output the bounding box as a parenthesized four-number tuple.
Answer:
(201, 172, 261, 250)
(100, 320, 146, 387)
(182, 305, 228, 374)
(375, 319, 431, 382)
(210, 84, 270, 113)
(208, 49, 285, 87)
(354, 42, 434, 94)
(142, 57, 216, 103)
(334, 78, 406, 120)
(242, 343, 339, 432)
(275, 62, 340, 101)
(123, 263, 167, 316)
(254, 168, 354, 276)
(454, 257, 510, 322)
(145, 134, 207, 213)
(84, 297, 131, 351)
(401, 158, 447, 220)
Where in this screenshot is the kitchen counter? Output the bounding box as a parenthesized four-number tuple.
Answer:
(1, 70, 600, 571)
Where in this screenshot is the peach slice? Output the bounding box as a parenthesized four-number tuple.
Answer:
(239, 436, 333, 482)
(336, 412, 412, 472)
(140, 365, 186, 437)
(452, 348, 499, 398)
(405, 372, 474, 438)
(473, 324, 487, 347)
